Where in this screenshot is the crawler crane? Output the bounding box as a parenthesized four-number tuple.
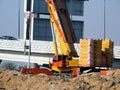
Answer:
(21, 0, 113, 77)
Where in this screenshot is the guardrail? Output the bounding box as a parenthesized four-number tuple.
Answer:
(0, 39, 120, 59)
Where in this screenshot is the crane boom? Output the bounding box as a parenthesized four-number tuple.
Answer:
(45, 0, 78, 57)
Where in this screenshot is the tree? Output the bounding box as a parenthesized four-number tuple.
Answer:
(1, 62, 17, 70)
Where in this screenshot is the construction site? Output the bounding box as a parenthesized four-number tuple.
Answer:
(0, 0, 120, 90)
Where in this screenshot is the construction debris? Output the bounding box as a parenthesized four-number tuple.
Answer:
(0, 68, 120, 90)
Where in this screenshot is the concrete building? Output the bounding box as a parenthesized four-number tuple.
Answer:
(24, 0, 85, 43)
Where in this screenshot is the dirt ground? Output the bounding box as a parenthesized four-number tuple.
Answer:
(0, 68, 120, 90)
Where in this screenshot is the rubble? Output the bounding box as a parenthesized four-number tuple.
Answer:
(0, 68, 120, 90)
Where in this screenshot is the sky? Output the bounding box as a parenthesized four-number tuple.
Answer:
(0, 0, 120, 45)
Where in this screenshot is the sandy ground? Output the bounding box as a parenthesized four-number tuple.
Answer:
(0, 68, 120, 90)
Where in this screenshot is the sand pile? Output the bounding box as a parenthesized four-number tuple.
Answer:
(0, 68, 120, 90)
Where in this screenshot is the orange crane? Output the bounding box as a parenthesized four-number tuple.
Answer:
(45, 0, 80, 73)
(21, 0, 80, 76)
(21, 0, 113, 77)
